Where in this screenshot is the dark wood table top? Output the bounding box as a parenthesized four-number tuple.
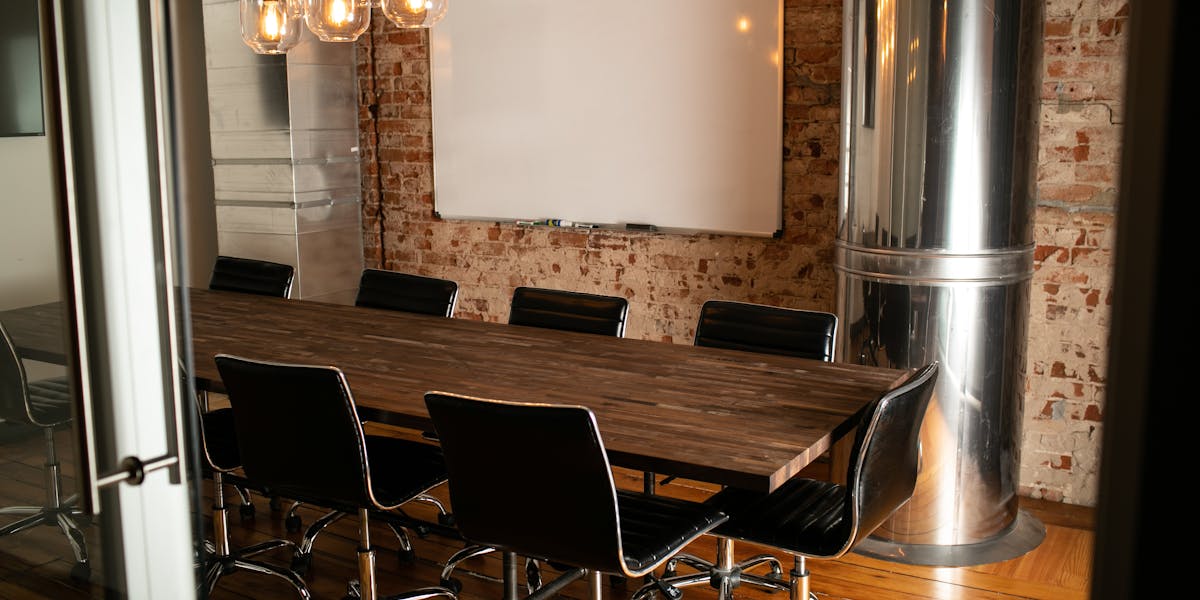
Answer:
(0, 300, 71, 365)
(2, 289, 912, 493)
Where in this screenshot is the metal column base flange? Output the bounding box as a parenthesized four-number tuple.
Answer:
(853, 509, 1047, 567)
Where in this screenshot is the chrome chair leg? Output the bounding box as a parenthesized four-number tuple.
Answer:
(411, 493, 454, 526)
(790, 556, 814, 600)
(385, 520, 417, 563)
(347, 509, 458, 600)
(290, 508, 347, 575)
(439, 543, 496, 593)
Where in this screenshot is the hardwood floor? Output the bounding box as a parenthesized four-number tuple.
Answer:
(0, 424, 1093, 600)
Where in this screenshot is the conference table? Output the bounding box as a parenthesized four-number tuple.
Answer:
(2, 288, 912, 494)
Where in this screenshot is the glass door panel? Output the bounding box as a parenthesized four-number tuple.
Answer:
(1, 0, 203, 597)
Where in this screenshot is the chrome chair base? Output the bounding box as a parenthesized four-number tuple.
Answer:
(201, 474, 311, 599)
(289, 507, 429, 575)
(632, 538, 789, 600)
(201, 537, 311, 599)
(0, 428, 91, 581)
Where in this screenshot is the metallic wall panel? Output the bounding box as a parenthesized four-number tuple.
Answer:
(290, 129, 361, 162)
(201, 0, 363, 303)
(295, 224, 364, 300)
(209, 130, 294, 161)
(214, 204, 299, 236)
(835, 0, 1043, 560)
(286, 64, 360, 132)
(204, 66, 291, 133)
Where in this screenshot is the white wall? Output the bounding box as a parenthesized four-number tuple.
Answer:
(0, 135, 62, 311)
(0, 135, 64, 382)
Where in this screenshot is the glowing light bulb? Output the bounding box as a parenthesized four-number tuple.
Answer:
(328, 0, 349, 25)
(260, 0, 284, 41)
(381, 0, 447, 28)
(304, 0, 371, 41)
(241, 0, 302, 54)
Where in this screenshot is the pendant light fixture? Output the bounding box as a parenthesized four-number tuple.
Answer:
(302, 0, 372, 42)
(240, 0, 304, 54)
(240, 0, 448, 51)
(379, 0, 449, 29)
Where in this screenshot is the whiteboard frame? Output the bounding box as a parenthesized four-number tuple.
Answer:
(429, 0, 784, 237)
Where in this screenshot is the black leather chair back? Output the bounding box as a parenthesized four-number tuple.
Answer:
(694, 300, 837, 361)
(208, 256, 295, 298)
(214, 354, 375, 510)
(0, 322, 34, 425)
(424, 392, 626, 573)
(844, 362, 939, 551)
(508, 287, 628, 337)
(355, 268, 459, 317)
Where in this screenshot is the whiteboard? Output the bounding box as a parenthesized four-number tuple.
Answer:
(429, 0, 783, 237)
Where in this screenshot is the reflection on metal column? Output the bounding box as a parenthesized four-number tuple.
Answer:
(835, 0, 1046, 566)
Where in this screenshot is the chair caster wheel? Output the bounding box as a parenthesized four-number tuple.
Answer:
(269, 496, 284, 512)
(439, 578, 462, 594)
(285, 514, 302, 533)
(398, 547, 416, 564)
(437, 512, 455, 527)
(239, 503, 255, 520)
(70, 562, 91, 582)
(290, 553, 312, 576)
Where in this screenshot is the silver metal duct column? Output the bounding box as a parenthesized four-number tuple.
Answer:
(201, 0, 363, 303)
(835, 0, 1045, 566)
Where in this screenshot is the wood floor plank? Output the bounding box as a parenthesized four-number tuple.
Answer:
(2, 426, 1097, 600)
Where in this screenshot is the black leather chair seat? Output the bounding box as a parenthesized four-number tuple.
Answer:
(705, 475, 850, 558)
(201, 408, 241, 471)
(362, 435, 448, 507)
(27, 377, 73, 427)
(617, 490, 728, 573)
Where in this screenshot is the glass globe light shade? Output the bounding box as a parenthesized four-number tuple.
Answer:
(240, 0, 304, 54)
(303, 0, 372, 42)
(380, 0, 448, 29)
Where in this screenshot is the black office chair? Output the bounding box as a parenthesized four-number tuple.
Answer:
(644, 300, 840, 591)
(194, 395, 310, 598)
(205, 255, 295, 521)
(214, 354, 456, 600)
(0, 322, 90, 581)
(693, 300, 837, 361)
(354, 267, 461, 499)
(208, 255, 295, 298)
(356, 268, 459, 317)
(508, 286, 629, 337)
(425, 391, 728, 599)
(635, 362, 939, 600)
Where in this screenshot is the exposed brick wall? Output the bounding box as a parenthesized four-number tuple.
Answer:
(357, 0, 1126, 506)
(1021, 0, 1127, 505)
